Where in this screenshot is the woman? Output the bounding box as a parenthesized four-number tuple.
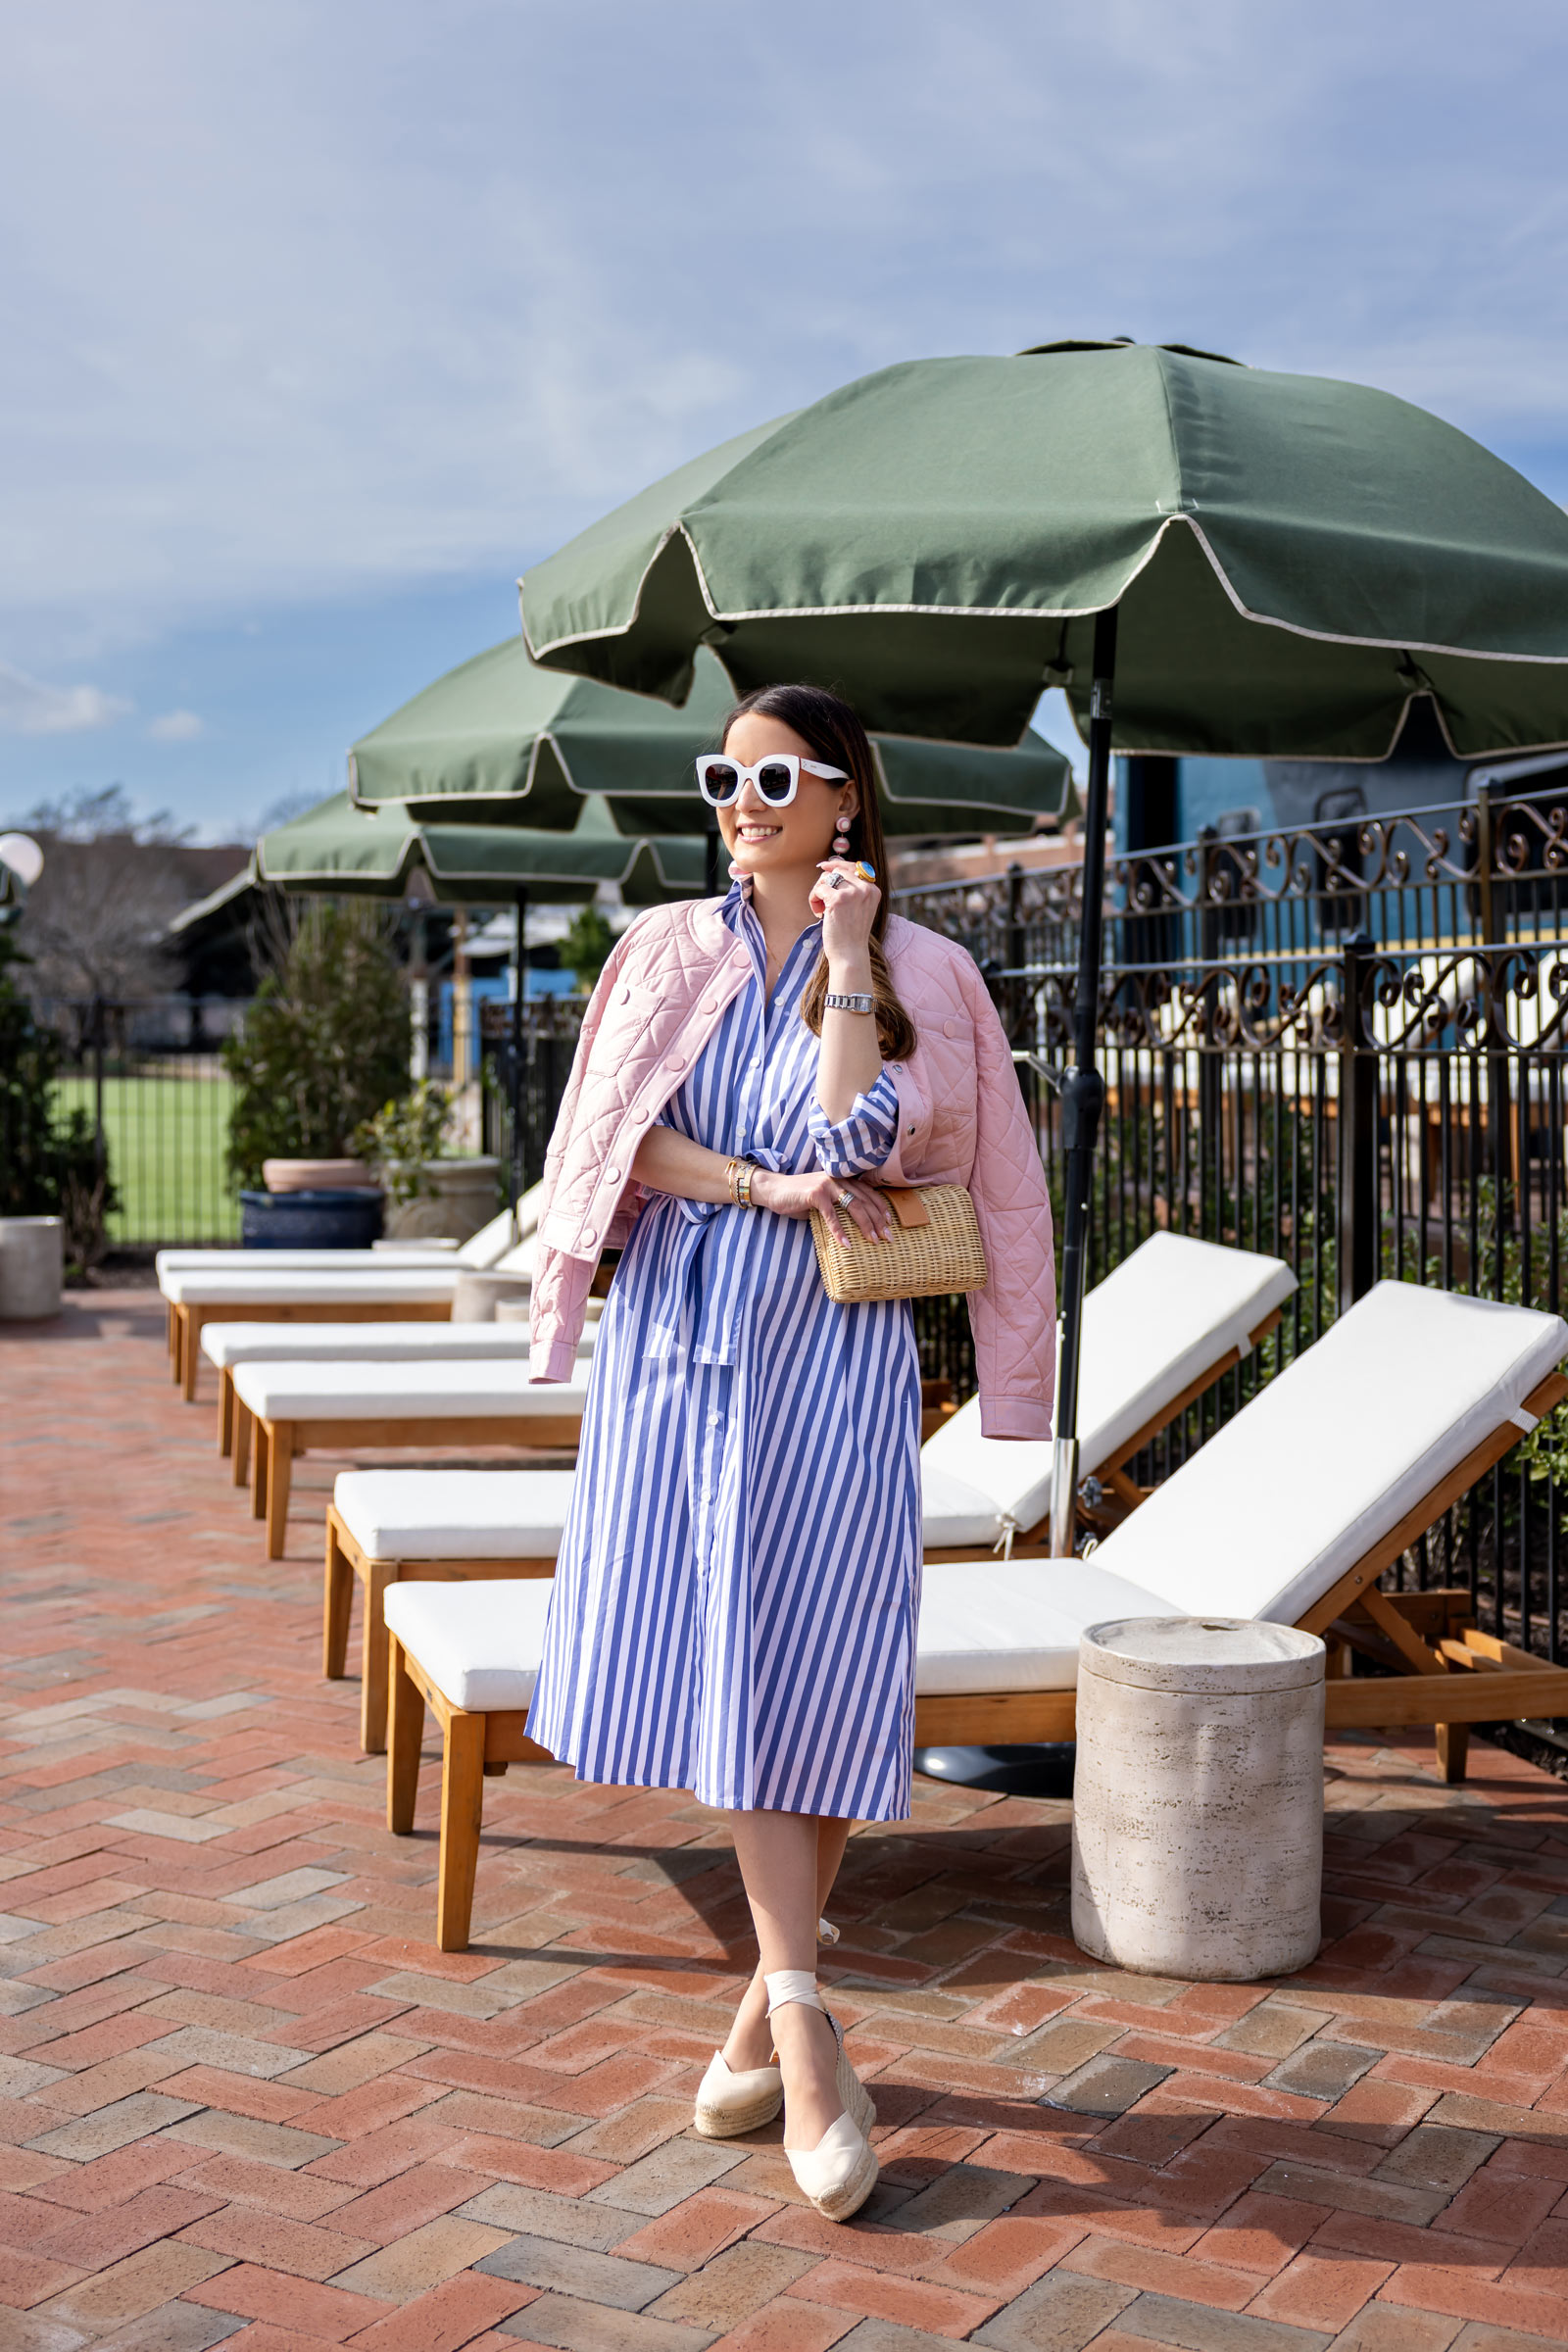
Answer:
(528, 683, 1054, 2221)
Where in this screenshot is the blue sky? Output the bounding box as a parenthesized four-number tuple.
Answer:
(5, 0, 1568, 839)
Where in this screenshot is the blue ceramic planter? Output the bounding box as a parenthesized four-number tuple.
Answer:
(239, 1189, 384, 1249)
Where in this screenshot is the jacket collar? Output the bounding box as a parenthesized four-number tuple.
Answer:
(687, 892, 747, 963)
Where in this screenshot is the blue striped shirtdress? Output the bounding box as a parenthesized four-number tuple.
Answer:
(526, 887, 921, 1821)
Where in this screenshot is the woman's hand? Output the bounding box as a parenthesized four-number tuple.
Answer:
(808, 858, 880, 977)
(751, 1168, 891, 1247)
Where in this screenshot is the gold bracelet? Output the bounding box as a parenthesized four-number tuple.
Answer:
(726, 1156, 759, 1207)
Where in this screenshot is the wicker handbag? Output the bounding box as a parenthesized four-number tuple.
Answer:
(809, 1185, 988, 1304)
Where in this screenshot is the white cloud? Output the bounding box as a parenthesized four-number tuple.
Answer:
(1, 0, 1567, 678)
(147, 708, 203, 741)
(0, 661, 131, 734)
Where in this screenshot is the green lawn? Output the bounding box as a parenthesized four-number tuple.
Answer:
(53, 1070, 241, 1244)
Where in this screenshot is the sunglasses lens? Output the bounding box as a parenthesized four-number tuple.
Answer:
(701, 760, 740, 804)
(756, 761, 795, 804)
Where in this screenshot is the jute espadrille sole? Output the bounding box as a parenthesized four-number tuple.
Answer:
(692, 2051, 784, 2138)
(837, 2040, 876, 2135)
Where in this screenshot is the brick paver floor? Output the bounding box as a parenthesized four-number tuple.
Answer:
(4, 1292, 1568, 2351)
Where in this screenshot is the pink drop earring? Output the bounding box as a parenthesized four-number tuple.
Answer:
(832, 808, 852, 858)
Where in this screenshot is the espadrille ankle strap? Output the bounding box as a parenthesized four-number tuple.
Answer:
(763, 1969, 822, 2017)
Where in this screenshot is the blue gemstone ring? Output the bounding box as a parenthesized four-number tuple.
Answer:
(856, 859, 876, 881)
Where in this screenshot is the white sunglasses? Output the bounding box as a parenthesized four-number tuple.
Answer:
(694, 752, 848, 808)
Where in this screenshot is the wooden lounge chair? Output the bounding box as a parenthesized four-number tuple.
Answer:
(159, 1207, 529, 1399)
(921, 1230, 1296, 1555)
(204, 1321, 596, 1461)
(328, 1235, 1296, 1752)
(163, 1269, 459, 1400)
(233, 1359, 588, 1559)
(381, 1281, 1568, 1949)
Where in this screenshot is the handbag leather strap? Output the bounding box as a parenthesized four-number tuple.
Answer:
(881, 1188, 930, 1229)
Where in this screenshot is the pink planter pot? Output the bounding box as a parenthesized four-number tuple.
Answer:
(262, 1158, 373, 1195)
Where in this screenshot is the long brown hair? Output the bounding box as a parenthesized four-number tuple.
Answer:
(720, 683, 917, 1063)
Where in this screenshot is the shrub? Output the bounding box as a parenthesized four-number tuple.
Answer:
(222, 903, 411, 1191)
(0, 932, 120, 1271)
(559, 906, 618, 995)
(352, 1081, 455, 1205)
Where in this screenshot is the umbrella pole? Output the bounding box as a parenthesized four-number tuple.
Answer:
(511, 887, 527, 1211)
(1050, 605, 1118, 1558)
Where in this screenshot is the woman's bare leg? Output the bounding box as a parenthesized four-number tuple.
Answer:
(722, 1811, 853, 2147)
(722, 1817, 849, 2070)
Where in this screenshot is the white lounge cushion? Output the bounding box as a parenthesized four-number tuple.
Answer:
(161, 1268, 459, 1306)
(1093, 1281, 1568, 1629)
(378, 1284, 1567, 1717)
(915, 1557, 1173, 1693)
(920, 1465, 1007, 1550)
(336, 1469, 573, 1558)
(921, 1233, 1298, 1540)
(157, 1248, 456, 1280)
(383, 1548, 1165, 1712)
(201, 1321, 592, 1370)
(385, 1579, 552, 1711)
(231, 1357, 590, 1421)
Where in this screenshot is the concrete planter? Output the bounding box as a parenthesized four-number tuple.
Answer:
(0, 1216, 64, 1320)
(383, 1157, 501, 1244)
(1071, 1615, 1325, 1982)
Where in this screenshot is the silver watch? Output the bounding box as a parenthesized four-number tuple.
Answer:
(823, 990, 875, 1014)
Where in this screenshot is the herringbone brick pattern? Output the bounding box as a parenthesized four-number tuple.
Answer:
(4, 1293, 1568, 2352)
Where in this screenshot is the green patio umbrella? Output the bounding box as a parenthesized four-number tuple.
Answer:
(172, 794, 707, 1206)
(517, 340, 1568, 760)
(347, 640, 1073, 839)
(254, 788, 705, 905)
(516, 337, 1568, 1559)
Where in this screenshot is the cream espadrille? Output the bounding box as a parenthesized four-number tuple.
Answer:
(764, 1969, 878, 2222)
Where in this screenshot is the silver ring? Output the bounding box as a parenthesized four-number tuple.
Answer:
(829, 871, 843, 889)
(836, 1190, 854, 1209)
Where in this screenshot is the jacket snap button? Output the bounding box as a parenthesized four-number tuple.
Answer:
(619, 985, 631, 1004)
(668, 1058, 685, 1072)
(606, 1167, 619, 1183)
(633, 1107, 649, 1122)
(584, 1228, 597, 1244)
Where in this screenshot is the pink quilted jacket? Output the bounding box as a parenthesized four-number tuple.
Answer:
(528, 896, 1056, 1438)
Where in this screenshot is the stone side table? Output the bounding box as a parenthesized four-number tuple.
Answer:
(0, 1216, 64, 1320)
(1071, 1615, 1325, 1981)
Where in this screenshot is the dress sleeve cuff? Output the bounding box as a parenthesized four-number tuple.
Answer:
(809, 1067, 900, 1176)
(978, 1396, 1054, 1442)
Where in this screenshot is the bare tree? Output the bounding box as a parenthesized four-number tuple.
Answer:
(10, 786, 193, 1005)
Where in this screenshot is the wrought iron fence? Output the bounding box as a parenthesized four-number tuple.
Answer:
(13, 778, 1565, 1669)
(901, 778, 1568, 974)
(17, 998, 245, 1246)
(897, 775, 1568, 1672)
(479, 998, 584, 1199)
